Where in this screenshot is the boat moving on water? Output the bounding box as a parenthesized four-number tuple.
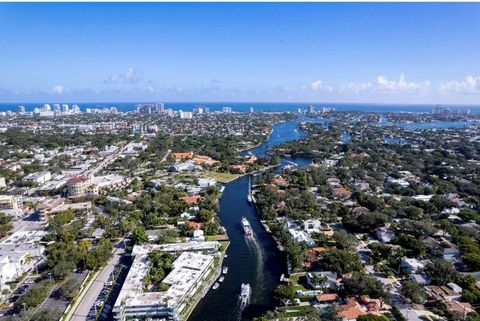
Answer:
(239, 283, 251, 309)
(242, 217, 253, 236)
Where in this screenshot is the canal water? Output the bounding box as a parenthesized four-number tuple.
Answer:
(188, 117, 323, 321)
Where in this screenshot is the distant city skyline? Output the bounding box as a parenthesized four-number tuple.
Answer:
(0, 2, 479, 104)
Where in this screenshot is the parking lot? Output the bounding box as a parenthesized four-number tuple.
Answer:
(88, 256, 131, 321)
(38, 271, 89, 315)
(0, 270, 88, 320)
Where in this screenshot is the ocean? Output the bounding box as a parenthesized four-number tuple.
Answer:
(1, 102, 479, 114)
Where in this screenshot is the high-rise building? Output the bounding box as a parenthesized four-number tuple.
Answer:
(223, 106, 232, 113)
(308, 105, 315, 113)
(156, 103, 165, 113)
(165, 108, 174, 117)
(72, 105, 81, 113)
(136, 103, 156, 114)
(54, 104, 61, 113)
(249, 107, 254, 113)
(193, 106, 204, 114)
(432, 105, 452, 117)
(62, 104, 69, 113)
(18, 106, 25, 114)
(43, 104, 51, 111)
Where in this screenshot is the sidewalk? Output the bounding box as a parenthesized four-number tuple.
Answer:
(64, 246, 124, 321)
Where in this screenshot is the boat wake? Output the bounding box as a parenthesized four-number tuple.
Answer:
(245, 232, 266, 294)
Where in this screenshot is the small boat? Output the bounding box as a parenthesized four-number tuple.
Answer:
(260, 220, 272, 233)
(239, 283, 251, 309)
(212, 282, 220, 290)
(219, 276, 225, 282)
(242, 217, 253, 236)
(222, 267, 229, 274)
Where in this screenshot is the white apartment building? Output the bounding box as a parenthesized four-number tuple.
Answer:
(23, 171, 52, 185)
(113, 244, 216, 321)
(0, 195, 18, 211)
(0, 228, 46, 290)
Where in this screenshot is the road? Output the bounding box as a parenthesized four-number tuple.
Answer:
(84, 141, 135, 176)
(69, 244, 125, 321)
(161, 149, 172, 163)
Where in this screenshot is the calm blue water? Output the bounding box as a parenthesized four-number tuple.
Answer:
(2, 102, 480, 114)
(401, 120, 471, 129)
(190, 118, 318, 321)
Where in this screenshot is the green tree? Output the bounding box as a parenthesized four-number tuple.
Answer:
(132, 226, 148, 245)
(400, 280, 427, 304)
(0, 212, 13, 238)
(198, 209, 213, 222)
(342, 272, 390, 302)
(58, 279, 81, 300)
(333, 229, 358, 250)
(33, 308, 63, 321)
(323, 249, 363, 275)
(273, 285, 296, 304)
(424, 258, 460, 285)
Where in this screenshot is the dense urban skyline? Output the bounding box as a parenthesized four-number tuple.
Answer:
(0, 2, 479, 104)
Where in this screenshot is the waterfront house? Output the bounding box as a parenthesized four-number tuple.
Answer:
(306, 271, 338, 290)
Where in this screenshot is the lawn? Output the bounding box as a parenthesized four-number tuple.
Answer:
(275, 305, 315, 318)
(197, 171, 241, 183)
(289, 273, 309, 292)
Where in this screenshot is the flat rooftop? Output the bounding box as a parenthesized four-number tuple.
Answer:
(114, 243, 216, 313)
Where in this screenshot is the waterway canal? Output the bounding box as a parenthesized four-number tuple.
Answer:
(188, 117, 321, 321)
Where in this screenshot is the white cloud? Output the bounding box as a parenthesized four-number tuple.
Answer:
(124, 67, 143, 84)
(337, 74, 430, 95)
(375, 73, 430, 92)
(104, 74, 122, 85)
(50, 85, 69, 94)
(104, 67, 143, 85)
(439, 75, 480, 95)
(339, 82, 372, 94)
(308, 80, 333, 92)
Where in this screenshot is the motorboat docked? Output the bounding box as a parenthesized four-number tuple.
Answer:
(219, 276, 225, 282)
(242, 217, 253, 236)
(260, 220, 272, 233)
(247, 176, 253, 203)
(222, 266, 229, 274)
(212, 282, 220, 290)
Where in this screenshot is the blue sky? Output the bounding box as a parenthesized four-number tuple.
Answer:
(0, 2, 479, 104)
